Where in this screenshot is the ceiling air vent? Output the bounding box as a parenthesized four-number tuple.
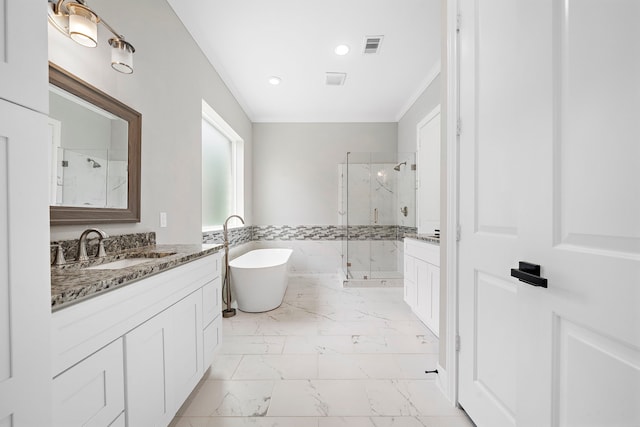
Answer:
(363, 35, 383, 54)
(325, 72, 347, 86)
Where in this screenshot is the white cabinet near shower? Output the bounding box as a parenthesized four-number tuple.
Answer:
(404, 238, 440, 337)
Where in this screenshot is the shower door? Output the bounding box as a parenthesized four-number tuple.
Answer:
(342, 152, 415, 281)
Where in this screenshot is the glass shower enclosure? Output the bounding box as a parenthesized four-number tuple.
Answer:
(339, 152, 416, 285)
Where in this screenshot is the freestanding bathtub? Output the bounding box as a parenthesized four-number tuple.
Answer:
(229, 248, 293, 312)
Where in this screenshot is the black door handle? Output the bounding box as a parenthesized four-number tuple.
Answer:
(510, 261, 547, 288)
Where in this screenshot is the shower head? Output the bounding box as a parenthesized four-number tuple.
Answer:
(393, 161, 407, 171)
(87, 158, 102, 168)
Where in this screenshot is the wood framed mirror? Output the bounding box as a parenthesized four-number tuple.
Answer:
(48, 63, 141, 225)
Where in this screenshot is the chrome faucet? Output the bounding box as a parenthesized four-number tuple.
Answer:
(77, 228, 109, 261)
(222, 214, 244, 318)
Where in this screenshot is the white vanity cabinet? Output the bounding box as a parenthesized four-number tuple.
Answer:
(404, 239, 440, 337)
(126, 289, 203, 427)
(51, 252, 223, 427)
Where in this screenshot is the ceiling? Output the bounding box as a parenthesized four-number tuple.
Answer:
(166, 0, 441, 123)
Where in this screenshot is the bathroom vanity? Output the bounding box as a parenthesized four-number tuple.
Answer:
(50, 243, 223, 427)
(404, 236, 440, 337)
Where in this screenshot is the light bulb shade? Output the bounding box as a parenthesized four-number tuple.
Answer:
(109, 38, 135, 74)
(67, 4, 98, 47)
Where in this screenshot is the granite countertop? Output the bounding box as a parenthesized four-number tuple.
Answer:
(404, 233, 440, 245)
(51, 243, 223, 311)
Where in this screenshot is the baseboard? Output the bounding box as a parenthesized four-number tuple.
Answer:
(436, 363, 451, 404)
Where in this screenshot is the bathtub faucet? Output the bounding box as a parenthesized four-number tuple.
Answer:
(223, 214, 245, 248)
(222, 214, 244, 318)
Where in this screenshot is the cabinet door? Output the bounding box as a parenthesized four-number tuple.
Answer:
(166, 290, 203, 416)
(0, 102, 51, 426)
(415, 260, 439, 337)
(125, 311, 170, 427)
(403, 255, 417, 309)
(203, 315, 222, 370)
(52, 339, 125, 427)
(430, 265, 440, 337)
(0, 0, 48, 112)
(415, 259, 431, 323)
(125, 290, 203, 427)
(202, 276, 221, 327)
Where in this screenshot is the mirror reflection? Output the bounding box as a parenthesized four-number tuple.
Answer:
(48, 63, 141, 225)
(49, 85, 129, 208)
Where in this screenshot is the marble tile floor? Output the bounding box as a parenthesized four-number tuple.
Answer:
(171, 274, 474, 427)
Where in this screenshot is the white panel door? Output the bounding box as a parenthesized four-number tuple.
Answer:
(417, 106, 441, 235)
(458, 0, 640, 426)
(457, 0, 520, 424)
(0, 0, 48, 112)
(0, 101, 51, 426)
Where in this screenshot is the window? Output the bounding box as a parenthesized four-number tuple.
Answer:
(202, 100, 244, 230)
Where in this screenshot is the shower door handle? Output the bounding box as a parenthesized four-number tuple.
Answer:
(373, 208, 378, 224)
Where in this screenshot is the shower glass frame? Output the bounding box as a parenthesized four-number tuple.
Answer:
(340, 151, 416, 282)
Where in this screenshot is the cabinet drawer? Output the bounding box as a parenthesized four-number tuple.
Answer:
(405, 238, 440, 266)
(53, 339, 124, 427)
(202, 276, 222, 327)
(203, 315, 222, 370)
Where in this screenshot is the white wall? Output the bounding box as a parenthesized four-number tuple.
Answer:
(252, 122, 397, 225)
(48, 0, 252, 244)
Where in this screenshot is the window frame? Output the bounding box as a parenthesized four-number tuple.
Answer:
(201, 100, 244, 232)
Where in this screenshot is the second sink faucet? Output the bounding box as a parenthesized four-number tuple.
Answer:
(77, 228, 109, 261)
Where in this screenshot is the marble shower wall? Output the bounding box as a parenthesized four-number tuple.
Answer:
(337, 159, 416, 278)
(55, 149, 128, 209)
(342, 163, 398, 226)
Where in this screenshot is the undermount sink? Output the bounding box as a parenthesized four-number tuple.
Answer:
(84, 258, 152, 270)
(79, 251, 177, 270)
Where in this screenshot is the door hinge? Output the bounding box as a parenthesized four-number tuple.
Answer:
(456, 118, 462, 136)
(456, 224, 461, 242)
(456, 335, 461, 352)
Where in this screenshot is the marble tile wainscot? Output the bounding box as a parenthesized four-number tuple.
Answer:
(202, 225, 419, 245)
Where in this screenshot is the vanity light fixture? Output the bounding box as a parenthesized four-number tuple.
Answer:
(268, 76, 282, 85)
(66, 3, 98, 47)
(334, 44, 350, 56)
(47, 0, 136, 74)
(109, 38, 135, 74)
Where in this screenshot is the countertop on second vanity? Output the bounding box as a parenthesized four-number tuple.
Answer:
(51, 243, 223, 311)
(404, 233, 440, 245)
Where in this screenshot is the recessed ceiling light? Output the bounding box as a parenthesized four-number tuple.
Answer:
(268, 76, 282, 85)
(334, 44, 350, 56)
